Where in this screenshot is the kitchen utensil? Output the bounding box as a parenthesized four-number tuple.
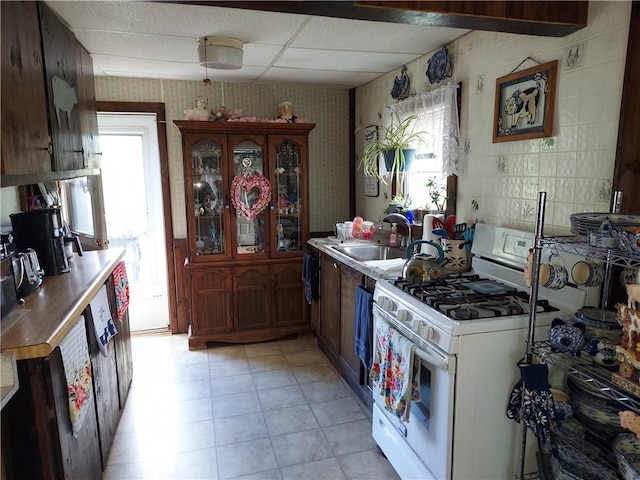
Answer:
(401, 240, 448, 284)
(432, 228, 449, 238)
(453, 223, 467, 239)
(463, 227, 474, 251)
(445, 215, 456, 239)
(432, 217, 445, 230)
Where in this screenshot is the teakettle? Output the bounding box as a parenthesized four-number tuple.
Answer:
(12, 248, 44, 296)
(402, 240, 448, 284)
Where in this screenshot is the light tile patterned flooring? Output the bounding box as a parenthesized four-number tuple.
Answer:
(103, 333, 400, 480)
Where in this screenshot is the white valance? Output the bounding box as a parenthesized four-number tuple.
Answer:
(384, 84, 460, 177)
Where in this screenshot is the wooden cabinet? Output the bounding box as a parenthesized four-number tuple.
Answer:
(1, 1, 99, 183)
(1, 273, 133, 480)
(0, 1, 51, 176)
(175, 121, 315, 349)
(319, 253, 341, 364)
(317, 252, 375, 407)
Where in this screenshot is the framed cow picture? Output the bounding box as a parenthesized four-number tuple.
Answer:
(492, 60, 558, 143)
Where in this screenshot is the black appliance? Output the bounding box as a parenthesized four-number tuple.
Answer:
(10, 209, 70, 276)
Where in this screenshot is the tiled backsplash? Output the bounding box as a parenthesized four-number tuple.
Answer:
(94, 79, 350, 236)
(355, 0, 631, 234)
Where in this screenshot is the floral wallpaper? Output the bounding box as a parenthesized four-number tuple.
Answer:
(95, 78, 350, 236)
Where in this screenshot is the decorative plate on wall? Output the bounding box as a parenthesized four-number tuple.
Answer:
(390, 65, 410, 101)
(426, 48, 452, 84)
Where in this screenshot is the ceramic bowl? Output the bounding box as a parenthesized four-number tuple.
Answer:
(575, 307, 622, 330)
(551, 388, 574, 420)
(567, 376, 625, 434)
(555, 441, 620, 480)
(613, 433, 640, 480)
(613, 230, 640, 259)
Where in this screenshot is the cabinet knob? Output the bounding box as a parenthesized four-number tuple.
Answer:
(270, 205, 275, 211)
(224, 204, 230, 210)
(40, 144, 53, 155)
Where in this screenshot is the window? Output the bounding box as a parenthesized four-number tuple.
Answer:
(385, 84, 460, 211)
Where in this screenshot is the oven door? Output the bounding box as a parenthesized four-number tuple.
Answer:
(372, 304, 456, 480)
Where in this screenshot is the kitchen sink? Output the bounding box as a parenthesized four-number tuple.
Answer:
(332, 244, 406, 261)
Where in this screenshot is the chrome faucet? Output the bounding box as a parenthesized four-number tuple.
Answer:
(378, 213, 412, 246)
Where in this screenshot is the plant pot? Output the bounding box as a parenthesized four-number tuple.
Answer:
(388, 203, 402, 214)
(383, 149, 416, 172)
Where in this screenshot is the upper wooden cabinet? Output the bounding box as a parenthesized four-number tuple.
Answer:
(1, 1, 51, 176)
(1, 1, 99, 183)
(174, 121, 315, 264)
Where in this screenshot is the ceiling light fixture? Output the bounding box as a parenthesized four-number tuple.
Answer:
(197, 36, 243, 70)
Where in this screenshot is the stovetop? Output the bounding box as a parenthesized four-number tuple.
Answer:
(392, 273, 559, 320)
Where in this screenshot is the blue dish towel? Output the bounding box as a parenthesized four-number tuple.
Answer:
(354, 285, 373, 369)
(302, 253, 318, 304)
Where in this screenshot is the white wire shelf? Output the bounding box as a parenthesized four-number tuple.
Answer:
(533, 341, 640, 411)
(540, 236, 640, 269)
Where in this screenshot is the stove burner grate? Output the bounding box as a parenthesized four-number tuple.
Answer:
(392, 274, 559, 320)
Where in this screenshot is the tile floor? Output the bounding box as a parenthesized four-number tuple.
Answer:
(103, 333, 400, 480)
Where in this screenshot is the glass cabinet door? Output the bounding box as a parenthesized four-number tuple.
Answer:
(192, 138, 227, 257)
(272, 138, 304, 255)
(232, 139, 268, 257)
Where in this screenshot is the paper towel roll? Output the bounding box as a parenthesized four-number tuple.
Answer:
(421, 214, 442, 256)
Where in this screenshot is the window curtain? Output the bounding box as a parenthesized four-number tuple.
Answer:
(384, 84, 460, 177)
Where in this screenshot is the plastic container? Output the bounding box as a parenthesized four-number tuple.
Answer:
(389, 223, 398, 247)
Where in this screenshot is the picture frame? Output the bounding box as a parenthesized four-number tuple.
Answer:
(363, 125, 379, 197)
(492, 60, 558, 143)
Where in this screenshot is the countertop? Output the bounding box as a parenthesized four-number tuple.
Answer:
(0, 249, 125, 360)
(308, 237, 406, 280)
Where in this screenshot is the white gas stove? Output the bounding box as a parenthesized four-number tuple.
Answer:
(371, 224, 597, 480)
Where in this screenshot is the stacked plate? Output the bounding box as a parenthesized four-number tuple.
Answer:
(570, 213, 640, 236)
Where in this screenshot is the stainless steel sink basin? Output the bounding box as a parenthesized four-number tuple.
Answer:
(332, 244, 406, 261)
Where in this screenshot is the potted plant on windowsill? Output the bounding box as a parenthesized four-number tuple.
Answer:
(359, 108, 427, 195)
(426, 176, 447, 215)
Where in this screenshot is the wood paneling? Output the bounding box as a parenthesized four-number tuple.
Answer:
(194, 1, 587, 36)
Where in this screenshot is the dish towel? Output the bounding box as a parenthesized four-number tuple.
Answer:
(89, 285, 118, 357)
(59, 317, 93, 438)
(301, 253, 318, 304)
(354, 285, 373, 369)
(370, 316, 416, 420)
(112, 261, 130, 320)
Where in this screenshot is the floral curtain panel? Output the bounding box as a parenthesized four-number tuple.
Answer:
(384, 84, 460, 177)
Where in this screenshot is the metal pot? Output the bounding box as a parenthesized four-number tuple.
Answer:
(402, 240, 448, 284)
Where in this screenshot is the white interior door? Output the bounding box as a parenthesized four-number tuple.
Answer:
(98, 113, 169, 331)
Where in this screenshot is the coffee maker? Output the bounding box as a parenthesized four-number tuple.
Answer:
(10, 208, 70, 276)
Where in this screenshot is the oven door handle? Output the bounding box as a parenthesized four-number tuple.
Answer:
(414, 346, 450, 372)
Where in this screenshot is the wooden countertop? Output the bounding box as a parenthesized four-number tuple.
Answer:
(0, 249, 125, 360)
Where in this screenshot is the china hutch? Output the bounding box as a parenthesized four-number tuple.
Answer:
(174, 120, 315, 349)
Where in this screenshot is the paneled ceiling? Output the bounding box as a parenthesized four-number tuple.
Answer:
(45, 1, 469, 88)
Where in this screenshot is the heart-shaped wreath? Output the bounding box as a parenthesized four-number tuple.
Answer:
(231, 173, 272, 220)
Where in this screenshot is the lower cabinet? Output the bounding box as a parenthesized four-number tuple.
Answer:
(317, 252, 375, 408)
(0, 278, 133, 480)
(318, 254, 341, 364)
(188, 261, 311, 349)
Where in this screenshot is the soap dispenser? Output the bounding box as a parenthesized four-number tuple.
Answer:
(389, 223, 398, 247)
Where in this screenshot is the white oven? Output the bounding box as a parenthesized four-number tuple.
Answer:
(370, 224, 596, 480)
(372, 306, 455, 480)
